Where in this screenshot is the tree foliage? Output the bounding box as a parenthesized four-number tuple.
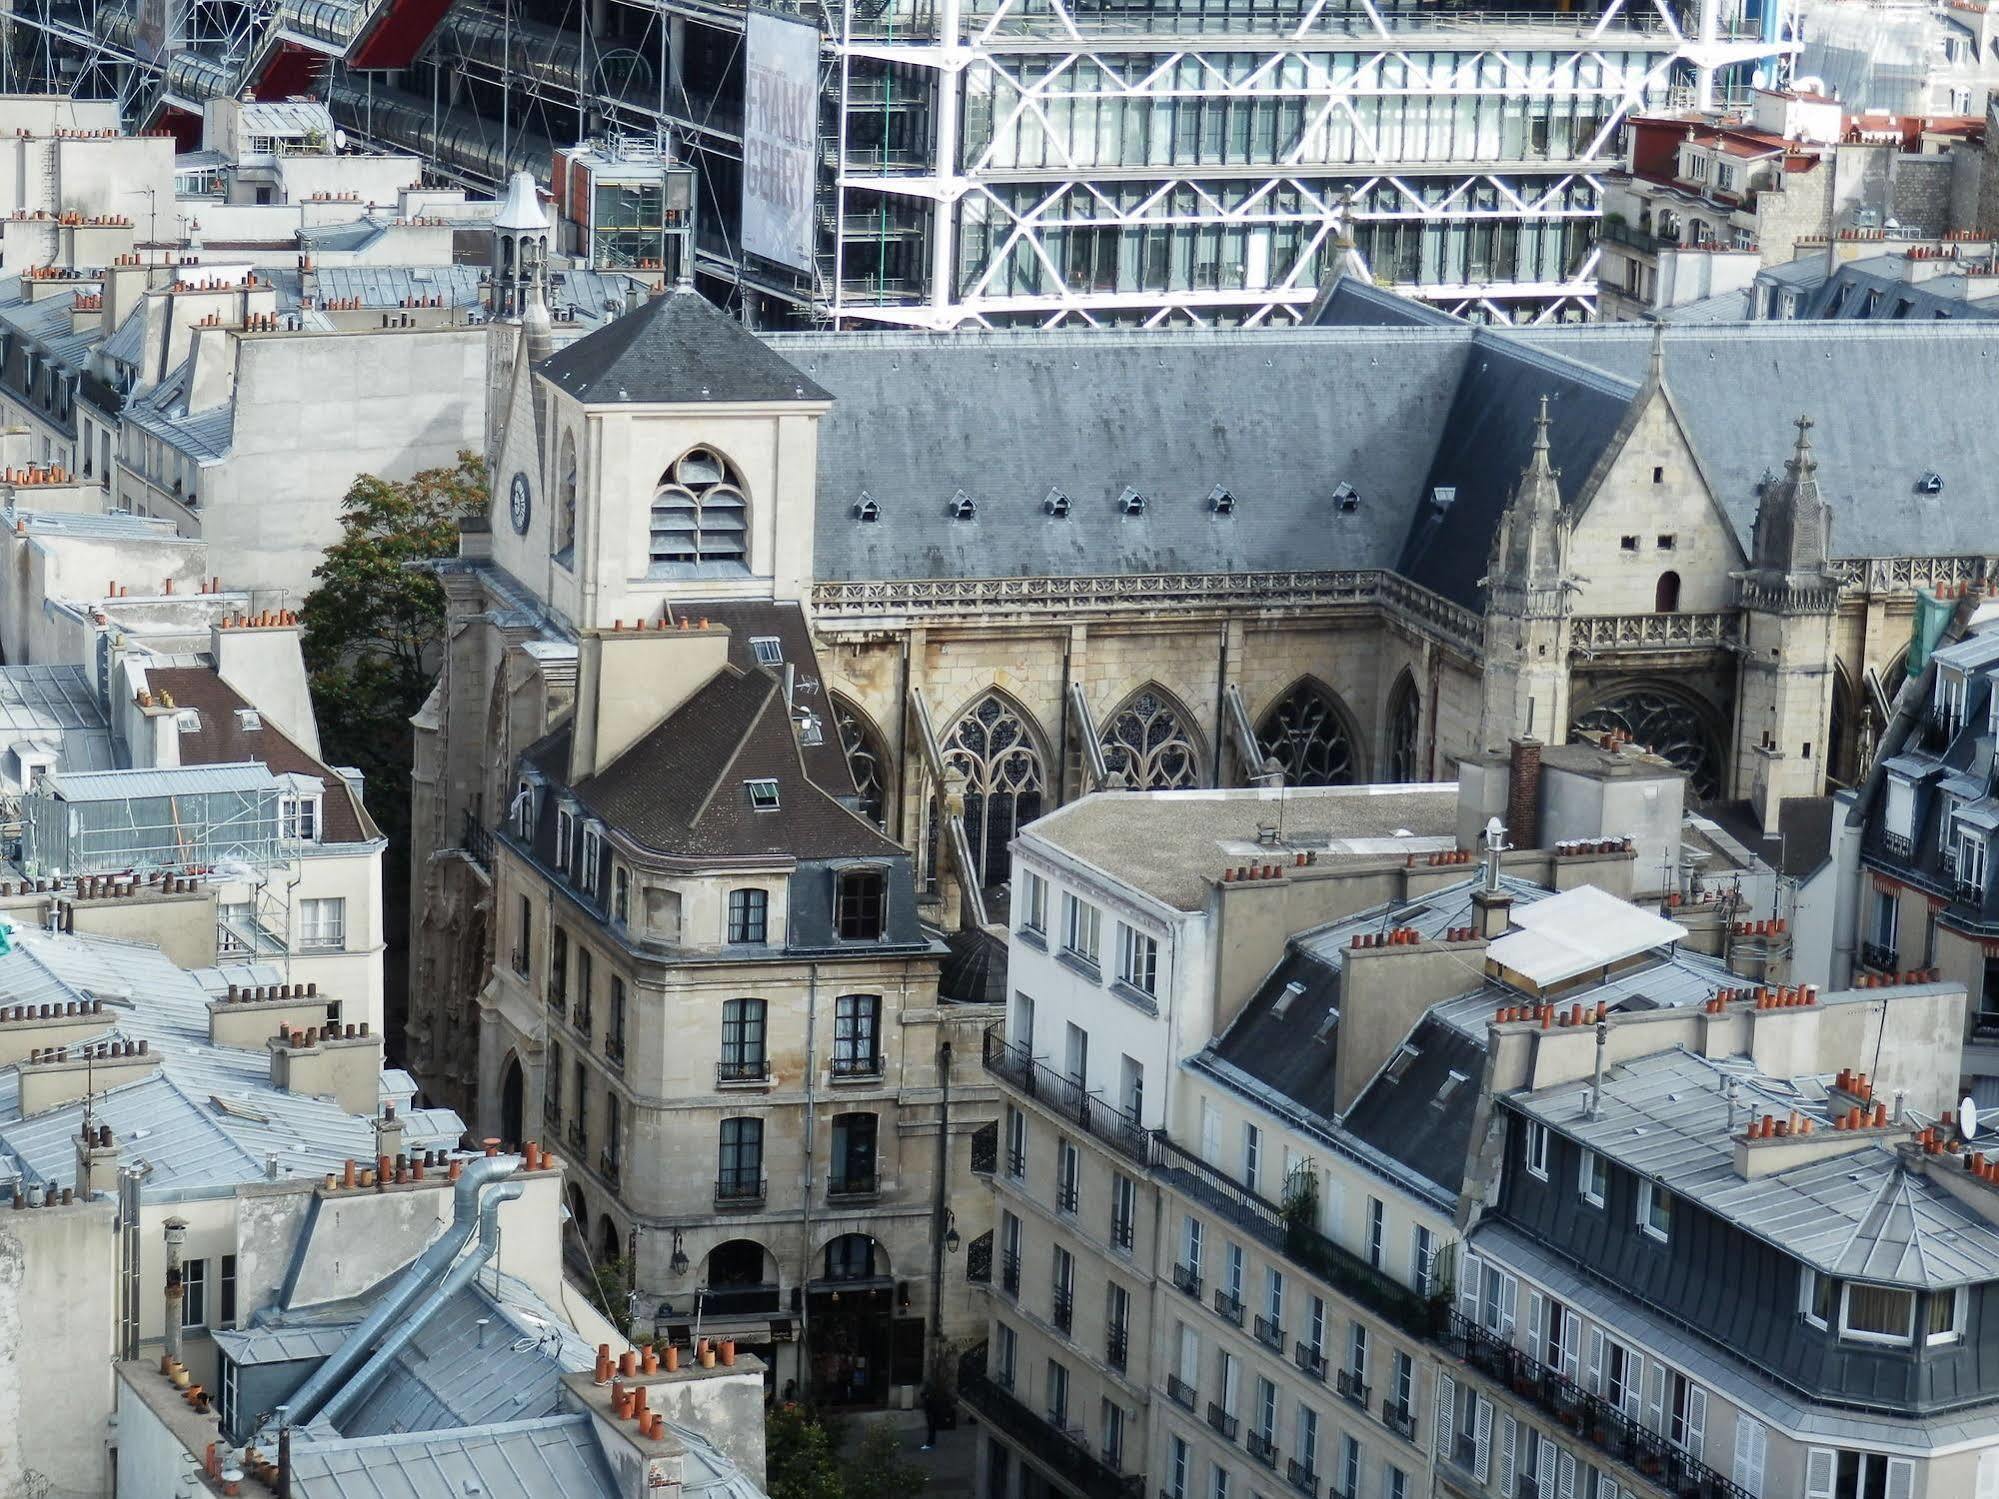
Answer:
(767, 1407, 928, 1499)
(299, 452, 486, 835)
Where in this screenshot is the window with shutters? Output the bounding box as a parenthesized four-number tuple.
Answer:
(1803, 1450, 1914, 1499)
(1667, 1372, 1706, 1458)
(1731, 1415, 1766, 1499)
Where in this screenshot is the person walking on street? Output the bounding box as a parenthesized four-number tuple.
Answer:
(921, 1385, 948, 1451)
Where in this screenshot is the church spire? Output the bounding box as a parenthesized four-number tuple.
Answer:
(1749, 412, 1832, 581)
(1477, 393, 1576, 750)
(1487, 395, 1568, 602)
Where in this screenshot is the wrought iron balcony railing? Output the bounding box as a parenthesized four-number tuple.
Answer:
(716, 1058, 769, 1084)
(1286, 1459, 1318, 1497)
(714, 1173, 766, 1206)
(1294, 1342, 1327, 1381)
(1106, 1324, 1128, 1372)
(1171, 1263, 1203, 1299)
(983, 1029, 1154, 1167)
(1052, 1288, 1074, 1335)
(1213, 1289, 1245, 1326)
(1166, 1375, 1197, 1410)
(960, 1344, 1142, 1499)
(1246, 1431, 1278, 1468)
(1860, 941, 1899, 974)
(1335, 1368, 1369, 1409)
(1206, 1403, 1239, 1442)
(1001, 1250, 1020, 1296)
(1253, 1314, 1286, 1353)
(1111, 1213, 1135, 1251)
(1381, 1399, 1417, 1443)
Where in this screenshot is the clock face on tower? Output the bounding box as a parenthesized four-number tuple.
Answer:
(508, 471, 532, 535)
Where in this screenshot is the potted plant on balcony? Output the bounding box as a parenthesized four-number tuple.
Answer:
(1280, 1169, 1319, 1256)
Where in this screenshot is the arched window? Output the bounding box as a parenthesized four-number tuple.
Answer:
(649, 447, 748, 568)
(941, 692, 1046, 891)
(1655, 571, 1681, 613)
(705, 1239, 769, 1289)
(823, 1233, 883, 1281)
(832, 695, 890, 828)
(719, 997, 767, 1081)
(1099, 687, 1201, 789)
(556, 430, 578, 557)
(1386, 671, 1422, 784)
(1571, 685, 1724, 800)
(1256, 680, 1360, 786)
(598, 1214, 621, 1264)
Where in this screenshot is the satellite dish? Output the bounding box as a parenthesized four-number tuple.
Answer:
(1963, 1096, 1980, 1139)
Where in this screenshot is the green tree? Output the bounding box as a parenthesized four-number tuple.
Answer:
(768, 1405, 847, 1499)
(844, 1419, 927, 1499)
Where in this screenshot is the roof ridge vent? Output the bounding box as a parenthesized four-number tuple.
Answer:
(1117, 486, 1147, 516)
(1208, 484, 1235, 515)
(1044, 487, 1070, 518)
(948, 490, 976, 521)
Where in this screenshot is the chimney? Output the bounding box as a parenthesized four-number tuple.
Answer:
(1505, 737, 1543, 850)
(570, 621, 731, 781)
(373, 1101, 406, 1163)
(1473, 816, 1514, 938)
(207, 984, 332, 1049)
(75, 1121, 118, 1198)
(163, 1216, 188, 1367)
(268, 1023, 381, 1116)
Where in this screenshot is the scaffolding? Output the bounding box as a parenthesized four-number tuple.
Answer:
(22, 762, 288, 877)
(0, 0, 1796, 325)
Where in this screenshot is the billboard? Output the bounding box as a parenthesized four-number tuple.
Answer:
(741, 9, 818, 273)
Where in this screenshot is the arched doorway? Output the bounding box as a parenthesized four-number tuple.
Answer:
(809, 1234, 900, 1406)
(1256, 678, 1364, 785)
(1386, 670, 1422, 783)
(598, 1213, 622, 1266)
(1570, 683, 1726, 801)
(703, 1239, 778, 1315)
(939, 690, 1047, 893)
(1098, 684, 1204, 788)
(499, 1056, 524, 1148)
(1654, 571, 1681, 613)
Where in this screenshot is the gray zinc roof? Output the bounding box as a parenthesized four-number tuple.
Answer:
(541, 284, 830, 406)
(285, 1417, 616, 1499)
(783, 325, 1473, 583)
(1511, 323, 1999, 562)
(1511, 1044, 1999, 1288)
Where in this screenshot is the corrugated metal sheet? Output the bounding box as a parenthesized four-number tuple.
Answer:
(286, 1417, 619, 1499)
(46, 760, 279, 801)
(213, 1322, 355, 1366)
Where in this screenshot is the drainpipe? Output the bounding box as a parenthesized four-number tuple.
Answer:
(318, 1181, 529, 1427)
(797, 961, 820, 1399)
(926, 1039, 952, 1385)
(284, 1152, 521, 1424)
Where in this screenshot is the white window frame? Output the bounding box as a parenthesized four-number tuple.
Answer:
(580, 824, 603, 894)
(281, 791, 321, 843)
(1926, 1286, 1967, 1346)
(555, 805, 575, 866)
(1526, 1120, 1549, 1180)
(1021, 870, 1047, 935)
(1799, 1267, 1834, 1330)
(298, 896, 346, 952)
(1838, 1282, 1916, 1346)
(1580, 1148, 1606, 1207)
(1116, 922, 1158, 996)
(1062, 893, 1102, 966)
(1638, 1179, 1672, 1243)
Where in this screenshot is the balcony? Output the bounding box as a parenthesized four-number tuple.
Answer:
(1165, 1375, 1197, 1411)
(1052, 1288, 1074, 1335)
(699, 1283, 781, 1316)
(1057, 1180, 1080, 1214)
(1001, 1251, 1021, 1296)
(460, 808, 493, 872)
(1106, 1324, 1128, 1372)
(1172, 1263, 1203, 1300)
(827, 1172, 879, 1203)
(1206, 1403, 1239, 1443)
(1441, 1312, 1754, 1499)
(1860, 941, 1899, 974)
(1213, 1289, 1245, 1327)
(1007, 1147, 1026, 1177)
(1253, 1314, 1286, 1353)
(573, 1007, 593, 1039)
(1111, 1214, 1134, 1252)
(714, 1173, 767, 1207)
(968, 1232, 993, 1285)
(599, 1150, 621, 1190)
(1380, 1399, 1417, 1443)
(1293, 1343, 1326, 1382)
(604, 1032, 625, 1070)
(984, 1028, 1154, 1168)
(1246, 1432, 1278, 1469)
(1335, 1368, 1369, 1410)
(960, 1345, 1142, 1499)
(716, 1058, 770, 1086)
(1286, 1459, 1318, 1497)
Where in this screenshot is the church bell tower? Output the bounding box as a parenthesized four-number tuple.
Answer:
(1478, 396, 1577, 750)
(1733, 415, 1841, 834)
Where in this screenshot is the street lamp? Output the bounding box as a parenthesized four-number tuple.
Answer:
(670, 1230, 689, 1276)
(944, 1211, 961, 1254)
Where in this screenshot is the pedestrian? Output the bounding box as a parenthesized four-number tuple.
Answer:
(921, 1384, 948, 1451)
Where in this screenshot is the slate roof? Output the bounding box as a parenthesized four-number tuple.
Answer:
(1341, 1013, 1489, 1195)
(0, 664, 117, 786)
(780, 326, 1470, 583)
(532, 662, 897, 862)
(1509, 323, 1999, 561)
(145, 667, 378, 844)
(690, 600, 855, 799)
(540, 284, 830, 406)
(1394, 330, 1639, 607)
(1510, 1043, 1999, 1288)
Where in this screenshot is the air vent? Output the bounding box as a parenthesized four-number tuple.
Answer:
(1045, 488, 1071, 518)
(1271, 979, 1307, 1017)
(854, 493, 880, 522)
(1918, 472, 1944, 496)
(1117, 486, 1147, 516)
(1332, 481, 1359, 513)
(1313, 1006, 1341, 1043)
(1382, 1043, 1420, 1083)
(1208, 484, 1236, 515)
(949, 490, 977, 520)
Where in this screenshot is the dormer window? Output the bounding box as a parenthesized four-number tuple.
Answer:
(746, 779, 780, 812)
(1332, 482, 1359, 513)
(1208, 484, 1235, 515)
(949, 491, 977, 521)
(835, 867, 886, 941)
(1044, 487, 1071, 518)
(512, 779, 535, 839)
(555, 806, 575, 867)
(1840, 1283, 1915, 1344)
(580, 824, 603, 894)
(854, 494, 880, 523)
(281, 792, 320, 843)
(1117, 486, 1147, 516)
(235, 709, 262, 731)
(176, 710, 201, 733)
(1936, 671, 1967, 736)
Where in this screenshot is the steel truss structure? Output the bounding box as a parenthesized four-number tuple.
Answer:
(0, 0, 1792, 327)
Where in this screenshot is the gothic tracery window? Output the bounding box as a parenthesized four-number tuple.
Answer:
(1571, 687, 1723, 801)
(649, 447, 747, 568)
(556, 431, 578, 557)
(1099, 688, 1200, 789)
(941, 692, 1045, 892)
(834, 696, 889, 828)
(1256, 681, 1359, 786)
(1387, 673, 1421, 783)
